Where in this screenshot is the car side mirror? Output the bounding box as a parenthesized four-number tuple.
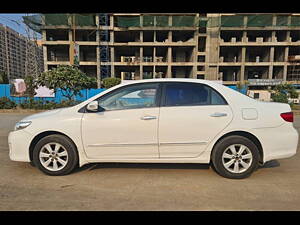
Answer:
(86, 101, 105, 112)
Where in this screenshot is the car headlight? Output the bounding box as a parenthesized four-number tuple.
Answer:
(14, 121, 32, 131)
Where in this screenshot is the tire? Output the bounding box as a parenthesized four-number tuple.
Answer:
(32, 134, 79, 176)
(211, 135, 260, 179)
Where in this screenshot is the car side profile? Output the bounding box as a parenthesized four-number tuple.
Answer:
(8, 78, 298, 179)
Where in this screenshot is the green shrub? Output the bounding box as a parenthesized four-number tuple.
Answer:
(19, 98, 80, 110)
(102, 77, 121, 89)
(0, 97, 17, 109)
(271, 92, 289, 103)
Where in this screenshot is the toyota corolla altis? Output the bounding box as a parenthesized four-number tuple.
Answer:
(8, 79, 298, 179)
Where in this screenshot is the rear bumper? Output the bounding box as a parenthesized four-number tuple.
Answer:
(8, 129, 32, 162)
(252, 123, 298, 163)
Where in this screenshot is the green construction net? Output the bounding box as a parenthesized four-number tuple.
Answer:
(143, 15, 154, 26)
(22, 14, 300, 34)
(221, 15, 244, 27)
(75, 14, 96, 26)
(291, 16, 300, 26)
(44, 14, 69, 26)
(276, 15, 288, 26)
(247, 15, 273, 27)
(22, 14, 43, 33)
(155, 16, 169, 27)
(172, 16, 196, 27)
(116, 16, 140, 27)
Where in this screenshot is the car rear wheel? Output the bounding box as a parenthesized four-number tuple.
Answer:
(32, 134, 78, 176)
(211, 135, 260, 179)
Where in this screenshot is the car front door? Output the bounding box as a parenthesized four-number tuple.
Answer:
(158, 82, 233, 158)
(81, 82, 161, 159)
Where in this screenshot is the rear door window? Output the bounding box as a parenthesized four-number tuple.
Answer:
(163, 82, 227, 107)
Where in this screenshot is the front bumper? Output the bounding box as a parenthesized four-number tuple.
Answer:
(8, 129, 33, 162)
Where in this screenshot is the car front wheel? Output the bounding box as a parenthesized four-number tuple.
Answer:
(211, 135, 260, 179)
(32, 134, 79, 176)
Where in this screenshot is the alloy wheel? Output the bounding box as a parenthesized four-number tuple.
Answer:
(39, 142, 69, 172)
(221, 144, 253, 174)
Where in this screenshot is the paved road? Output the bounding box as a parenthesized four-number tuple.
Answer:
(1, 112, 300, 211)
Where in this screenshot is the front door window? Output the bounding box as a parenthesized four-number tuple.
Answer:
(98, 83, 159, 111)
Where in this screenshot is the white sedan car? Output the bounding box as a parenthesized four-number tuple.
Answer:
(8, 79, 298, 179)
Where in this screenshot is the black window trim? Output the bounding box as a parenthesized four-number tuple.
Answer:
(160, 82, 228, 107)
(79, 82, 163, 113)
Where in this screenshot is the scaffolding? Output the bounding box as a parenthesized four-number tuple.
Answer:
(99, 14, 110, 79)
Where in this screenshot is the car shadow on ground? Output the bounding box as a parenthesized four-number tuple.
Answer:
(258, 160, 280, 169)
(73, 163, 210, 174)
(73, 160, 280, 174)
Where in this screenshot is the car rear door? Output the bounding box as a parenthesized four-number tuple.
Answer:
(158, 82, 233, 158)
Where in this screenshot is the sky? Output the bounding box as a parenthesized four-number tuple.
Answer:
(0, 13, 41, 38)
(0, 14, 27, 34)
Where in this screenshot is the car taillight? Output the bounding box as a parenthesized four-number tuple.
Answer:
(280, 112, 294, 122)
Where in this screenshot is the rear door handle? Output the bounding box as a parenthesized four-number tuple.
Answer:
(210, 112, 227, 117)
(141, 115, 157, 120)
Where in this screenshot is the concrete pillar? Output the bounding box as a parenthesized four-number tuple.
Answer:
(68, 30, 73, 64)
(192, 36, 198, 78)
(140, 47, 143, 79)
(283, 47, 289, 81)
(241, 47, 246, 81)
(111, 47, 115, 77)
(206, 27, 220, 80)
(95, 14, 99, 27)
(168, 15, 172, 27)
(269, 47, 275, 79)
(272, 14, 276, 26)
(168, 30, 172, 42)
(110, 15, 114, 28)
(110, 30, 114, 43)
(193, 14, 200, 79)
(140, 31, 143, 42)
(167, 47, 172, 78)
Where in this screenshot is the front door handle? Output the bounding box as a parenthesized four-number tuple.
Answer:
(210, 112, 227, 117)
(141, 115, 157, 120)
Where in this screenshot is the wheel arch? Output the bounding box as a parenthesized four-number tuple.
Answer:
(29, 130, 78, 163)
(211, 130, 264, 164)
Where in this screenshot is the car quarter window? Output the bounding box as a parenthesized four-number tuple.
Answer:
(97, 83, 160, 111)
(163, 82, 227, 107)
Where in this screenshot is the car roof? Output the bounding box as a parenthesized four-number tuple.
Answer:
(118, 78, 220, 86)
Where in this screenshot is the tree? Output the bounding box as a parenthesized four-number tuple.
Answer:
(36, 65, 97, 101)
(0, 71, 9, 84)
(102, 77, 121, 89)
(24, 75, 38, 97)
(271, 83, 299, 103)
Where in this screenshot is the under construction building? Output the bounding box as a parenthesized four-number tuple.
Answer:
(28, 13, 300, 88)
(0, 23, 43, 80)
